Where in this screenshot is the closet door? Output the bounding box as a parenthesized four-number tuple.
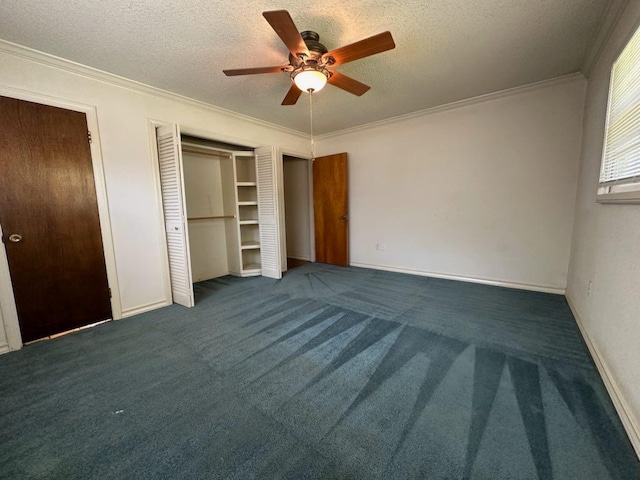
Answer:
(156, 124, 194, 307)
(255, 146, 282, 279)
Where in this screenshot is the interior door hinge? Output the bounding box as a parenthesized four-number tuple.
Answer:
(108, 287, 112, 298)
(88, 131, 92, 144)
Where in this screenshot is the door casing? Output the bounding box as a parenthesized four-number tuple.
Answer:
(0, 87, 121, 352)
(280, 153, 315, 268)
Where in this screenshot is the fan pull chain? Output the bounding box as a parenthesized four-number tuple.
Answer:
(309, 89, 315, 160)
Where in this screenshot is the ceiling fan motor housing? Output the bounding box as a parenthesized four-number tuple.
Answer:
(290, 31, 328, 64)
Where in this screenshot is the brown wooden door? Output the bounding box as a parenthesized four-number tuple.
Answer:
(0, 96, 112, 343)
(313, 153, 349, 266)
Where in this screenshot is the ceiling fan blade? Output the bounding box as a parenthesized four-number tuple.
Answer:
(327, 71, 371, 96)
(263, 10, 310, 58)
(323, 31, 395, 66)
(223, 66, 284, 76)
(282, 83, 303, 105)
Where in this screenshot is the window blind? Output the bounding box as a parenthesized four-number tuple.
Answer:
(600, 25, 640, 186)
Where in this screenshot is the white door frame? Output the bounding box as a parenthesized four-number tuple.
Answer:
(280, 149, 315, 266)
(0, 86, 122, 352)
(146, 121, 261, 296)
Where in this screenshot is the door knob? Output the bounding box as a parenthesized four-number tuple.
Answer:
(8, 234, 22, 243)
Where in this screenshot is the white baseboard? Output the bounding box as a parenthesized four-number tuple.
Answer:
(566, 294, 640, 459)
(0, 342, 9, 355)
(287, 253, 311, 262)
(349, 261, 566, 295)
(121, 299, 171, 318)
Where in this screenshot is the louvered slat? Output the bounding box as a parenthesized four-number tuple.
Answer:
(156, 124, 194, 307)
(255, 146, 281, 279)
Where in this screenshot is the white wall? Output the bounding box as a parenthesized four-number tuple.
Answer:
(283, 157, 311, 261)
(566, 2, 640, 452)
(316, 76, 586, 292)
(0, 42, 309, 329)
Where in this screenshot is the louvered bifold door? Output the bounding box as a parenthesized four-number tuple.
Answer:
(255, 146, 282, 279)
(156, 124, 194, 307)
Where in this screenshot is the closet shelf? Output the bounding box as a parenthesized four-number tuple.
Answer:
(234, 152, 261, 277)
(182, 147, 231, 159)
(188, 215, 235, 221)
(181, 142, 233, 155)
(242, 263, 261, 272)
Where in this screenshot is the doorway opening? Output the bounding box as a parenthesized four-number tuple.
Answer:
(282, 155, 313, 271)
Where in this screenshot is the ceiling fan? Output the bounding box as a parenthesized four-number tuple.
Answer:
(223, 10, 396, 105)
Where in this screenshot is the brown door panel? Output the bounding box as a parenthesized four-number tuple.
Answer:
(313, 153, 349, 266)
(0, 96, 112, 342)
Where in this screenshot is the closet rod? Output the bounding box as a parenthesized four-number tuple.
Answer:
(188, 215, 236, 221)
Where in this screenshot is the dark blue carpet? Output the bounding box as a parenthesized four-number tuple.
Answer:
(1, 263, 638, 479)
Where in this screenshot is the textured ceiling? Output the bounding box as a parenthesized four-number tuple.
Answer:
(0, 0, 614, 135)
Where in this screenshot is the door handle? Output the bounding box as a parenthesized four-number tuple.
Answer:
(8, 234, 22, 243)
(339, 215, 349, 220)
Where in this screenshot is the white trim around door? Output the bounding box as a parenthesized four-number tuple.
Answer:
(0, 86, 122, 352)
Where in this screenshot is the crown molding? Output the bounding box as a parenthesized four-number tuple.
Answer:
(315, 73, 585, 140)
(581, 0, 630, 78)
(0, 39, 309, 141)
(0, 39, 587, 141)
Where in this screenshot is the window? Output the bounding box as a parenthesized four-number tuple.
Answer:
(598, 24, 640, 203)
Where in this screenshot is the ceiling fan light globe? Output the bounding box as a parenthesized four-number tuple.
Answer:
(293, 69, 328, 93)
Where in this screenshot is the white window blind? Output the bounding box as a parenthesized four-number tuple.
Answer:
(600, 24, 640, 193)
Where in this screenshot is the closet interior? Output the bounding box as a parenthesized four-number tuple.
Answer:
(181, 135, 261, 281)
(283, 155, 312, 264)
